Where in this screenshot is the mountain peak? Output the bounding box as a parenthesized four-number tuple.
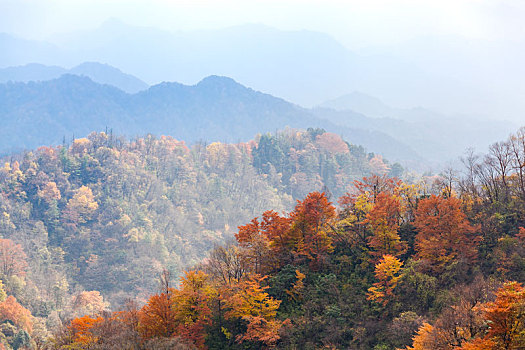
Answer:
(56, 73, 94, 84)
(197, 75, 240, 87)
(51, 74, 128, 95)
(195, 75, 251, 96)
(68, 62, 148, 93)
(0, 62, 148, 93)
(72, 61, 115, 70)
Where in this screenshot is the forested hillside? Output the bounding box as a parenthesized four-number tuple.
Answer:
(0, 128, 399, 348)
(3, 3, 523, 350)
(4, 19, 524, 122)
(0, 74, 421, 162)
(43, 127, 524, 349)
(1, 72, 514, 167)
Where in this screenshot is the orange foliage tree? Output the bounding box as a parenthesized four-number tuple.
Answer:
(259, 211, 293, 265)
(68, 315, 104, 345)
(288, 192, 336, 267)
(235, 211, 290, 273)
(225, 275, 285, 347)
(0, 295, 33, 333)
(139, 289, 177, 338)
(0, 238, 28, 278)
(365, 192, 407, 258)
(236, 192, 336, 269)
(481, 281, 525, 349)
(413, 195, 479, 273)
(401, 322, 434, 350)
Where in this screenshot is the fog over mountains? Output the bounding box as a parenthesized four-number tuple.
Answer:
(0, 61, 148, 93)
(0, 74, 419, 163)
(0, 72, 515, 170)
(2, 18, 524, 122)
(0, 19, 521, 170)
(317, 93, 516, 162)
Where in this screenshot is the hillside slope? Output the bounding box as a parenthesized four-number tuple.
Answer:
(0, 129, 387, 307)
(0, 75, 420, 162)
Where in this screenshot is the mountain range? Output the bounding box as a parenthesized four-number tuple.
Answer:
(316, 93, 516, 162)
(0, 61, 148, 93)
(0, 74, 420, 165)
(2, 19, 522, 121)
(0, 72, 516, 169)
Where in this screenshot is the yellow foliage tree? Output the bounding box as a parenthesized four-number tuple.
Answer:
(172, 270, 214, 349)
(367, 254, 403, 306)
(65, 186, 98, 224)
(401, 322, 434, 350)
(225, 275, 285, 347)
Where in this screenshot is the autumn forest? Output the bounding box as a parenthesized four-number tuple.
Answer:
(0, 125, 522, 349)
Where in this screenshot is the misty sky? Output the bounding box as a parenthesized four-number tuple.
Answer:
(1, 0, 525, 124)
(2, 0, 525, 49)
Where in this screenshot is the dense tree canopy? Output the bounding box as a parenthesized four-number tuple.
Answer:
(1, 127, 525, 349)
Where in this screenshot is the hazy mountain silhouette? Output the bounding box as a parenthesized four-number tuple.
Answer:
(316, 93, 517, 161)
(0, 33, 61, 67)
(0, 74, 420, 163)
(0, 62, 148, 93)
(320, 92, 393, 118)
(1, 19, 505, 117)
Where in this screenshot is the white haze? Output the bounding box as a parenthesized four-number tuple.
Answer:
(1, 0, 524, 122)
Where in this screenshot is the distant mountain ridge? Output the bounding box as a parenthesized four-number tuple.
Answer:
(2, 19, 515, 119)
(316, 92, 517, 162)
(0, 62, 149, 93)
(320, 92, 397, 119)
(319, 91, 446, 121)
(0, 72, 516, 166)
(0, 74, 420, 163)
